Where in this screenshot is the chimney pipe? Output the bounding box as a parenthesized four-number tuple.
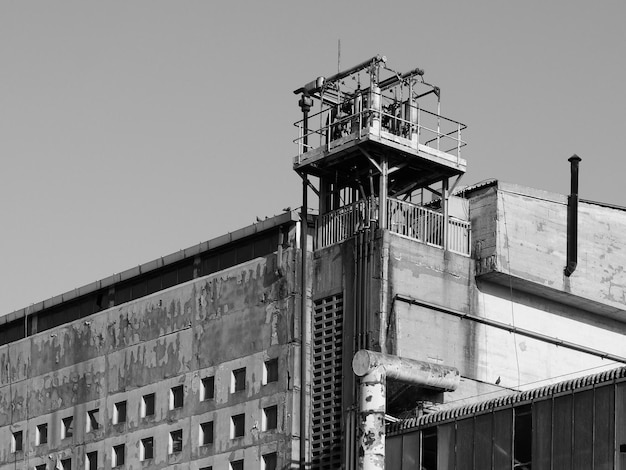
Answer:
(565, 155, 581, 277)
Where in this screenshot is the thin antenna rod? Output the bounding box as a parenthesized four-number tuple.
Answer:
(338, 39, 341, 73)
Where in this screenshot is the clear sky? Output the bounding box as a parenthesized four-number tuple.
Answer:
(1, 1, 625, 316)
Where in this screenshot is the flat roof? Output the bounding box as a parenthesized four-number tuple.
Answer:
(0, 210, 301, 326)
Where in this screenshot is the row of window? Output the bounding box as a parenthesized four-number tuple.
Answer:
(28, 450, 277, 470)
(11, 360, 279, 452)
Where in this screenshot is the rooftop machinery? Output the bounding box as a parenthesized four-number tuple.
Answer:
(294, 55, 469, 254)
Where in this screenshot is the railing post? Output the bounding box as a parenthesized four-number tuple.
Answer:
(442, 178, 449, 251)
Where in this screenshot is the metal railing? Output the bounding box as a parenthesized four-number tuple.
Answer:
(316, 197, 471, 256)
(317, 198, 376, 249)
(294, 94, 466, 164)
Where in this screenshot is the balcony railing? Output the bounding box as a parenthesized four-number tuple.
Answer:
(294, 93, 467, 165)
(316, 197, 471, 256)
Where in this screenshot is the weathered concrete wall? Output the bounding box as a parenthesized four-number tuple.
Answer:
(386, 226, 626, 404)
(0, 247, 300, 469)
(474, 183, 626, 319)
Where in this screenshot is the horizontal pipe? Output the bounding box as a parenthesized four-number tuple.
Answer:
(353, 349, 460, 391)
(394, 294, 626, 364)
(294, 55, 386, 95)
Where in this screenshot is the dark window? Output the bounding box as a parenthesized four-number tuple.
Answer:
(162, 267, 178, 289)
(263, 452, 277, 470)
(202, 376, 215, 401)
(422, 428, 437, 470)
(141, 437, 154, 460)
(178, 262, 194, 283)
(113, 444, 125, 467)
(131, 279, 147, 300)
(200, 467, 213, 470)
(231, 459, 244, 470)
(237, 243, 254, 263)
(514, 405, 533, 469)
(147, 273, 162, 294)
(263, 405, 278, 431)
(114, 283, 131, 305)
(36, 465, 46, 470)
(200, 255, 220, 276)
(114, 401, 127, 424)
(11, 430, 22, 452)
(86, 451, 98, 470)
(231, 414, 245, 438)
(143, 393, 155, 417)
(61, 458, 71, 470)
(1, 318, 26, 345)
(87, 409, 99, 431)
(232, 368, 246, 392)
(62, 416, 73, 438)
(201, 421, 214, 445)
(171, 385, 184, 409)
(36, 423, 48, 445)
(170, 429, 183, 453)
(265, 359, 279, 384)
(220, 248, 237, 268)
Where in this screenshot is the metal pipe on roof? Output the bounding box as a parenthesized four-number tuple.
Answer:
(565, 155, 581, 277)
(294, 55, 386, 95)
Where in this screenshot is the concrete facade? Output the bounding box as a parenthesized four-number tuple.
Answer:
(0, 217, 306, 470)
(2, 178, 626, 470)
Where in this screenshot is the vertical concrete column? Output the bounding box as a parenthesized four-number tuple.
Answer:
(359, 366, 386, 470)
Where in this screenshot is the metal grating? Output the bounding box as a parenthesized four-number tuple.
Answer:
(311, 294, 344, 470)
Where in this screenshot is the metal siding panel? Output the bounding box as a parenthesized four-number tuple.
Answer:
(553, 394, 573, 470)
(386, 435, 403, 470)
(474, 413, 492, 469)
(594, 384, 614, 470)
(401, 431, 420, 469)
(437, 423, 455, 470)
(493, 408, 513, 470)
(573, 390, 593, 470)
(533, 399, 553, 470)
(455, 418, 474, 470)
(616, 382, 626, 470)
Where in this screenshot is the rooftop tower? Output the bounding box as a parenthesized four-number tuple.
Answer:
(294, 55, 469, 253)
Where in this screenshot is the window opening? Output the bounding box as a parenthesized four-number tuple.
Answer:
(86, 451, 98, 470)
(36, 423, 48, 445)
(62, 417, 73, 439)
(86, 409, 99, 432)
(141, 437, 154, 460)
(11, 430, 23, 452)
(113, 444, 125, 467)
(201, 376, 215, 401)
(114, 401, 127, 424)
(264, 359, 279, 384)
(142, 393, 155, 417)
(170, 385, 184, 410)
(169, 429, 183, 454)
(232, 368, 246, 393)
(262, 452, 277, 470)
(514, 405, 533, 469)
(231, 414, 245, 438)
(200, 421, 214, 445)
(263, 405, 278, 431)
(230, 460, 244, 470)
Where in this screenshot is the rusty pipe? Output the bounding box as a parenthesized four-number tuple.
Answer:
(352, 350, 459, 470)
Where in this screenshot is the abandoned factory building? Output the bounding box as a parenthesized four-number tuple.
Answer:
(2, 56, 626, 470)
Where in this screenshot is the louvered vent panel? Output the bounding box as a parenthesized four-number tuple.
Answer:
(311, 294, 344, 470)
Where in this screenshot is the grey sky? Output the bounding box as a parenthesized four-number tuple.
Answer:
(1, 1, 624, 315)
